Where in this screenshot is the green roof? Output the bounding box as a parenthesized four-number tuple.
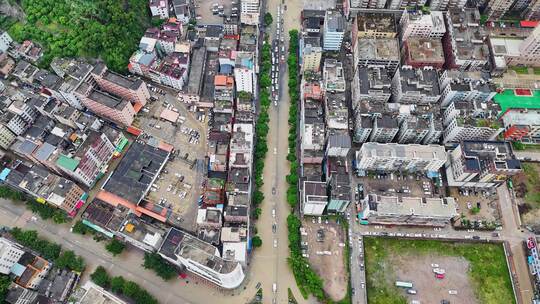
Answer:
(56, 155, 79, 171)
(494, 89, 540, 114)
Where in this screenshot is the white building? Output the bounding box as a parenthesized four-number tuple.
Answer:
(0, 31, 13, 53)
(158, 228, 245, 289)
(149, 0, 169, 19)
(301, 36, 323, 72)
(400, 10, 446, 41)
(519, 25, 540, 65)
(234, 52, 256, 94)
(355, 142, 447, 173)
(240, 0, 260, 25)
(302, 181, 329, 216)
(0, 238, 25, 275)
(323, 11, 345, 51)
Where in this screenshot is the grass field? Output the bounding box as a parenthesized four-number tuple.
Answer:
(364, 238, 515, 304)
(522, 163, 540, 206)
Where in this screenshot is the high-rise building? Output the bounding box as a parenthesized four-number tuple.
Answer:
(0, 31, 13, 53)
(0, 238, 25, 275)
(301, 36, 323, 72)
(519, 25, 540, 64)
(400, 10, 446, 41)
(484, 0, 515, 21)
(323, 11, 345, 51)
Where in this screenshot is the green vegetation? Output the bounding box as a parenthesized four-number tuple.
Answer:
(512, 141, 525, 150)
(252, 236, 262, 248)
(0, 186, 69, 223)
(91, 267, 158, 304)
(511, 66, 529, 74)
(0, 275, 12, 303)
(142, 252, 177, 281)
(264, 13, 273, 27)
(253, 207, 262, 219)
(7, 0, 150, 72)
(106, 239, 126, 256)
(471, 206, 480, 214)
(523, 163, 540, 206)
(10, 227, 85, 271)
(364, 237, 515, 304)
(71, 220, 92, 235)
(286, 30, 300, 209)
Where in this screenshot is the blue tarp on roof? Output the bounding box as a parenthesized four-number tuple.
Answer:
(10, 263, 25, 276)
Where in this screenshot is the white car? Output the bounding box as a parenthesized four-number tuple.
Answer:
(273, 239, 278, 248)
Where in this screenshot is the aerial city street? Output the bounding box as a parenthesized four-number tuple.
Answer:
(2, 0, 540, 303)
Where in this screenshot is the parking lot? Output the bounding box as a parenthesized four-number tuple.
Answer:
(449, 188, 500, 226)
(302, 217, 348, 301)
(353, 172, 442, 199)
(194, 0, 238, 25)
(135, 88, 209, 232)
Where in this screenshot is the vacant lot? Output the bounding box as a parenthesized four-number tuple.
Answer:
(364, 238, 515, 304)
(515, 163, 540, 229)
(302, 217, 348, 301)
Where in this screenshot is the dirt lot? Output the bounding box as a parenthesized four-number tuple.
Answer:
(134, 90, 208, 232)
(392, 254, 476, 304)
(302, 217, 348, 301)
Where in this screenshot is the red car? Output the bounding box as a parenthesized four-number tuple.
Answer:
(435, 273, 445, 279)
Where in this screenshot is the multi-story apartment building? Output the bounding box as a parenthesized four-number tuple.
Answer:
(501, 109, 540, 143)
(355, 142, 447, 173)
(446, 141, 522, 188)
(429, 0, 467, 10)
(325, 93, 349, 130)
(0, 31, 13, 53)
(300, 98, 325, 164)
(158, 228, 245, 289)
(442, 100, 502, 143)
(524, 0, 540, 20)
(172, 0, 190, 24)
(354, 38, 400, 72)
(485, 0, 515, 21)
(392, 66, 441, 104)
(439, 70, 496, 107)
(0, 124, 16, 150)
(149, 0, 169, 19)
(397, 114, 442, 144)
(356, 13, 397, 39)
(302, 180, 328, 216)
(50, 58, 94, 109)
(234, 52, 256, 94)
(1, 161, 86, 215)
(323, 10, 345, 51)
(402, 38, 445, 69)
(0, 238, 25, 275)
(388, 0, 428, 9)
(323, 59, 346, 93)
(56, 130, 119, 188)
(348, 0, 387, 13)
(518, 24, 540, 66)
(91, 63, 149, 107)
(369, 114, 400, 143)
(240, 0, 260, 25)
(352, 66, 393, 103)
(443, 8, 489, 71)
(400, 10, 446, 41)
(74, 83, 136, 127)
(301, 36, 323, 72)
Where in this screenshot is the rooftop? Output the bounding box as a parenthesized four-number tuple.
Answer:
(158, 228, 240, 274)
(323, 59, 346, 92)
(187, 47, 207, 95)
(502, 109, 540, 126)
(489, 37, 523, 57)
(357, 66, 392, 95)
(399, 67, 440, 97)
(494, 89, 540, 114)
(448, 8, 488, 62)
(102, 141, 169, 206)
(460, 141, 521, 171)
(87, 88, 130, 110)
(324, 10, 345, 32)
(405, 38, 445, 65)
(369, 194, 458, 218)
(359, 142, 447, 161)
(325, 92, 348, 129)
(357, 13, 396, 34)
(357, 38, 400, 61)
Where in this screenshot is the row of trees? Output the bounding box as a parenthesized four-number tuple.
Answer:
(251, 38, 274, 247)
(286, 30, 300, 209)
(10, 227, 85, 272)
(91, 266, 158, 304)
(9, 0, 150, 72)
(0, 185, 68, 224)
(285, 30, 330, 302)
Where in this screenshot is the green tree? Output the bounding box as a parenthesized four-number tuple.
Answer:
(260, 74, 271, 89)
(91, 266, 110, 288)
(106, 239, 126, 256)
(110, 276, 126, 294)
(253, 207, 262, 219)
(142, 252, 176, 281)
(471, 206, 480, 215)
(55, 250, 85, 272)
(512, 141, 525, 150)
(252, 236, 262, 248)
(253, 190, 264, 206)
(72, 220, 90, 235)
(122, 281, 140, 298)
(264, 12, 273, 26)
(0, 275, 11, 302)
